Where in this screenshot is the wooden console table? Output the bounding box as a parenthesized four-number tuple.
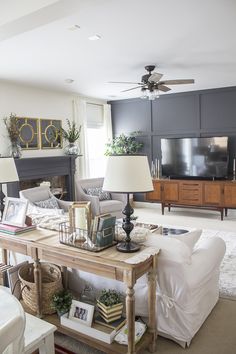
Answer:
(0, 229, 158, 354)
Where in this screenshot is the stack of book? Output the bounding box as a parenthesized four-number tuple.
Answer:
(0, 223, 36, 235)
(91, 213, 116, 247)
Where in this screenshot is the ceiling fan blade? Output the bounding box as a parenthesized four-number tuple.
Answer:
(148, 72, 163, 83)
(121, 86, 144, 92)
(159, 79, 195, 85)
(108, 81, 143, 85)
(158, 85, 171, 92)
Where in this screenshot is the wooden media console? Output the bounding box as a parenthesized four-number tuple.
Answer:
(146, 179, 236, 220)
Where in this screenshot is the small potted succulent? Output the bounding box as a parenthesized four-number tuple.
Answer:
(97, 289, 123, 323)
(51, 289, 73, 317)
(61, 118, 82, 155)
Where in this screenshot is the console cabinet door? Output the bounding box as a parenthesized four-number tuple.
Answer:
(202, 182, 222, 206)
(224, 183, 236, 207)
(162, 181, 179, 202)
(179, 181, 202, 205)
(146, 180, 161, 201)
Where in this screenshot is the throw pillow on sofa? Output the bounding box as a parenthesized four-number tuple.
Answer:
(34, 196, 60, 209)
(144, 229, 202, 265)
(85, 187, 111, 201)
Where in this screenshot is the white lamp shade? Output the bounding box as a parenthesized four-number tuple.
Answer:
(103, 155, 153, 193)
(0, 158, 19, 183)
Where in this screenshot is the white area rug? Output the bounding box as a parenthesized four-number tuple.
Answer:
(200, 229, 236, 299)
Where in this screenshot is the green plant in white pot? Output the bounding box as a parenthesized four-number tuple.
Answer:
(61, 119, 81, 155)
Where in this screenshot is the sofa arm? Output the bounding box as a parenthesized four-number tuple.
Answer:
(57, 199, 73, 212)
(185, 237, 226, 288)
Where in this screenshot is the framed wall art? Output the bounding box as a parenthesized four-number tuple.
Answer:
(17, 117, 40, 149)
(40, 119, 62, 149)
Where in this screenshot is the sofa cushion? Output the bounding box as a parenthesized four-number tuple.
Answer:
(145, 233, 192, 264)
(85, 187, 111, 201)
(34, 196, 59, 209)
(170, 229, 202, 253)
(100, 200, 123, 214)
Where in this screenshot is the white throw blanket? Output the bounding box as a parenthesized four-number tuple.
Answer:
(29, 213, 69, 231)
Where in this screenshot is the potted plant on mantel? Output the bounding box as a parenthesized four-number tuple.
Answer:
(4, 113, 22, 158)
(61, 119, 82, 155)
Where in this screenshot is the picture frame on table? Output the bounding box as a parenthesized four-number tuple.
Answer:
(68, 299, 94, 327)
(69, 201, 92, 231)
(2, 197, 28, 227)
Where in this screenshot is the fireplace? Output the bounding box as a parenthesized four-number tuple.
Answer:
(7, 156, 77, 201)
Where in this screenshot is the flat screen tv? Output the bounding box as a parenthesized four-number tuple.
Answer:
(161, 136, 229, 179)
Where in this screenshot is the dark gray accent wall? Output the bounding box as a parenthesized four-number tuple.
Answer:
(109, 86, 236, 201)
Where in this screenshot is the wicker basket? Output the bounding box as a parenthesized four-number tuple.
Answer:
(18, 262, 62, 315)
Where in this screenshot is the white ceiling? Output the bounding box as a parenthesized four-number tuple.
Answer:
(0, 0, 236, 101)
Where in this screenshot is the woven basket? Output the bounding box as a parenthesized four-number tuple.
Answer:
(18, 262, 62, 315)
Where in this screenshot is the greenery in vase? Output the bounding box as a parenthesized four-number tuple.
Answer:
(105, 131, 143, 155)
(61, 119, 82, 143)
(3, 113, 20, 143)
(98, 289, 122, 307)
(51, 289, 73, 315)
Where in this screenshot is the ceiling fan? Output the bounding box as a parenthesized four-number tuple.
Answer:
(109, 65, 194, 99)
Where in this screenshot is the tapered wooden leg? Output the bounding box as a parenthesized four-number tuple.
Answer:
(161, 203, 165, 215)
(1, 249, 8, 264)
(34, 250, 42, 318)
(61, 266, 68, 289)
(148, 254, 158, 353)
(126, 285, 135, 354)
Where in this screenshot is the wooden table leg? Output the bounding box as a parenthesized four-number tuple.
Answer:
(125, 270, 136, 354)
(1, 249, 8, 264)
(61, 266, 68, 289)
(148, 254, 158, 353)
(33, 249, 42, 318)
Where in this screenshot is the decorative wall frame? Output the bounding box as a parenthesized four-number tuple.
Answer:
(40, 119, 62, 149)
(17, 117, 39, 149)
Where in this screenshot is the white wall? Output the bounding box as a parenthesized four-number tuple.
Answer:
(0, 80, 75, 158)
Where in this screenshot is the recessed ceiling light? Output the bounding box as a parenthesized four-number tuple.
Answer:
(67, 25, 80, 31)
(88, 34, 101, 41)
(65, 79, 74, 84)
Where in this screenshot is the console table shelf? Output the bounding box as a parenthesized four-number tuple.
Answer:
(146, 179, 236, 220)
(0, 229, 158, 354)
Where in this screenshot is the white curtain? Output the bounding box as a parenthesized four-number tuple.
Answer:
(72, 100, 113, 179)
(72, 97, 90, 179)
(103, 103, 113, 143)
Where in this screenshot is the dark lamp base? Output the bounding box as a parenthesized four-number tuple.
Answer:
(116, 241, 140, 253)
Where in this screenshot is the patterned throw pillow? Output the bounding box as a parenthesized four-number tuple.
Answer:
(34, 196, 60, 209)
(85, 187, 111, 201)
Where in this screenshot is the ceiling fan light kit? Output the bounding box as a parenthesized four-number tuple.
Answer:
(109, 65, 194, 100)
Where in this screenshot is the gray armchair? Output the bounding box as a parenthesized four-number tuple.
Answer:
(19, 185, 72, 215)
(75, 178, 126, 218)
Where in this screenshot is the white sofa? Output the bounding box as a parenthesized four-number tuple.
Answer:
(68, 229, 226, 347)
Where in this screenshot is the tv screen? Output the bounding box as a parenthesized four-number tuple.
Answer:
(161, 136, 229, 179)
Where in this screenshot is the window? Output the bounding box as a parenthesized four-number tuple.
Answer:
(86, 103, 107, 178)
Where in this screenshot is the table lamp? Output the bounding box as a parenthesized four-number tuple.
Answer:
(103, 155, 153, 252)
(0, 157, 19, 216)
